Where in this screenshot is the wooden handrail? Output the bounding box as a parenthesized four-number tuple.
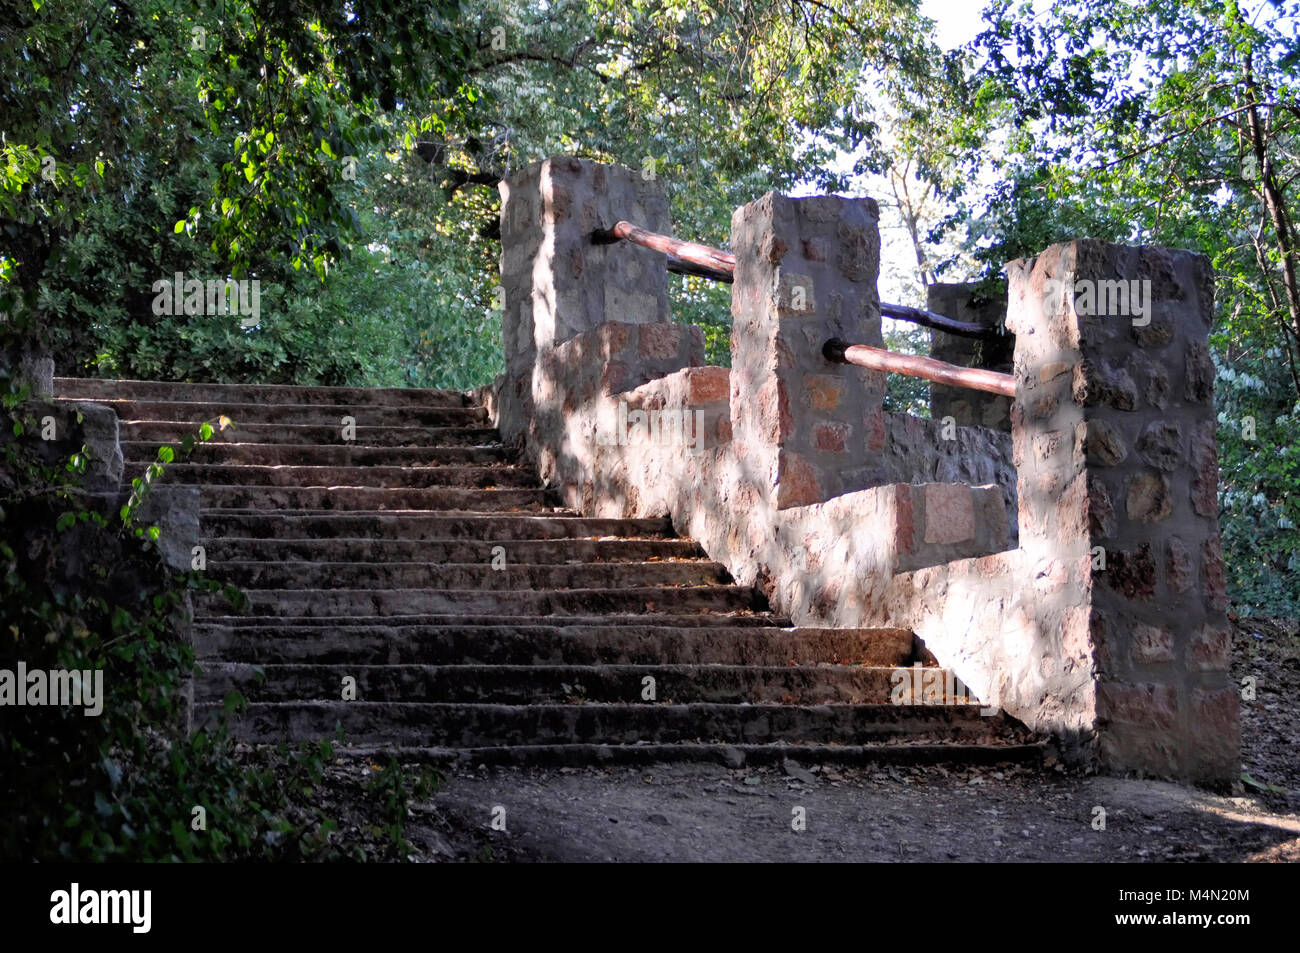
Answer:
(593, 220, 736, 279)
(593, 220, 994, 339)
(823, 338, 1016, 398)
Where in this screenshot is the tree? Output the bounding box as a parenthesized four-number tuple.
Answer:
(944, 0, 1300, 615)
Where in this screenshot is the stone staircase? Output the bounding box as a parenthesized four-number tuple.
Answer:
(54, 377, 1042, 766)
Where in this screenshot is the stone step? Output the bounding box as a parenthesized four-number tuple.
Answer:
(146, 462, 537, 489)
(201, 700, 1017, 747)
(194, 623, 907, 666)
(198, 511, 676, 541)
(201, 537, 706, 564)
(194, 485, 560, 511)
(120, 421, 499, 447)
(55, 396, 486, 427)
(197, 611, 790, 630)
(122, 441, 510, 467)
(198, 585, 764, 618)
(54, 376, 468, 408)
(196, 663, 937, 705)
(208, 560, 732, 590)
(57, 377, 1045, 764)
(334, 740, 1048, 768)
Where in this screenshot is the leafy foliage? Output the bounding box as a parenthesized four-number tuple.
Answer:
(917, 0, 1300, 616)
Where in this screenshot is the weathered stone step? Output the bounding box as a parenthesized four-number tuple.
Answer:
(194, 623, 909, 666)
(195, 485, 560, 511)
(56, 397, 486, 427)
(196, 663, 936, 705)
(123, 441, 509, 467)
(149, 463, 537, 489)
(120, 421, 499, 447)
(54, 376, 468, 408)
(335, 740, 1048, 768)
(198, 511, 676, 541)
(202, 537, 705, 564)
(201, 700, 1015, 746)
(198, 585, 763, 617)
(197, 611, 788, 630)
(209, 560, 732, 590)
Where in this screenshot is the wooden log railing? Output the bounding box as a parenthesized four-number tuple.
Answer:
(592, 220, 995, 339)
(822, 338, 1016, 398)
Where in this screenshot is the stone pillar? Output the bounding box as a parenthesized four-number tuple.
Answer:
(1007, 239, 1237, 780)
(729, 193, 883, 509)
(0, 344, 54, 398)
(926, 283, 1013, 431)
(496, 157, 670, 445)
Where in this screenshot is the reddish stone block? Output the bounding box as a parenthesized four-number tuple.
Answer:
(1104, 544, 1157, 599)
(1097, 681, 1177, 732)
(836, 224, 874, 282)
(1136, 420, 1181, 471)
(638, 323, 682, 360)
(895, 485, 915, 556)
(603, 322, 632, 355)
(1025, 391, 1059, 421)
(1167, 536, 1192, 593)
(865, 408, 886, 451)
(757, 378, 793, 443)
(1132, 624, 1175, 664)
(776, 452, 824, 508)
(1189, 421, 1218, 518)
(686, 366, 730, 405)
(804, 374, 844, 411)
(1202, 537, 1227, 611)
(1060, 605, 1098, 673)
(813, 421, 849, 453)
(1185, 340, 1215, 403)
(543, 182, 571, 223)
(1126, 471, 1172, 523)
(924, 483, 975, 544)
(1188, 623, 1231, 671)
(1088, 475, 1116, 538)
(1192, 688, 1240, 749)
(601, 361, 629, 395)
(1085, 419, 1128, 466)
(1074, 359, 1137, 411)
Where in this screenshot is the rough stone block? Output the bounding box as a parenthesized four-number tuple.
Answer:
(923, 483, 975, 545)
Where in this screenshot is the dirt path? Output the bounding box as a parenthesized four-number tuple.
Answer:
(415, 760, 1298, 862)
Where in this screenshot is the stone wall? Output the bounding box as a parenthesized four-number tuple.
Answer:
(926, 283, 1014, 431)
(487, 156, 1237, 781)
(882, 412, 1017, 545)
